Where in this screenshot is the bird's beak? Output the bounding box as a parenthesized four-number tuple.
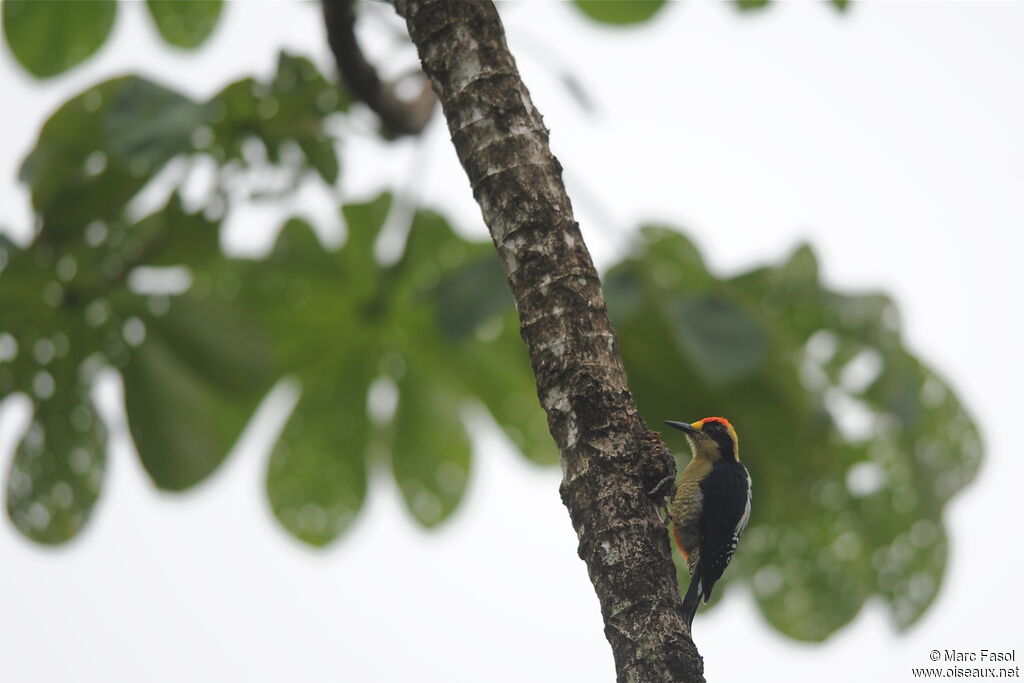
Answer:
(664, 420, 698, 435)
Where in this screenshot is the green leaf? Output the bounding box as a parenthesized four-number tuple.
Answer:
(145, 0, 222, 49)
(271, 51, 349, 116)
(19, 53, 342, 246)
(207, 52, 348, 177)
(340, 194, 392, 288)
(122, 294, 272, 490)
(0, 239, 109, 398)
(237, 212, 380, 545)
(2, 0, 116, 78)
(831, 0, 852, 11)
(104, 78, 209, 171)
(129, 195, 220, 269)
(297, 136, 340, 185)
(736, 0, 771, 10)
(667, 295, 767, 385)
(572, 0, 667, 25)
(20, 76, 205, 242)
(243, 209, 385, 377)
(6, 389, 106, 545)
(243, 198, 544, 537)
(392, 368, 471, 528)
(743, 518, 871, 640)
(243, 200, 507, 539)
(435, 255, 511, 340)
(267, 376, 371, 547)
(878, 520, 947, 629)
(20, 78, 144, 239)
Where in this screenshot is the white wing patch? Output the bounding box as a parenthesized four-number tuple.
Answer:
(734, 470, 752, 539)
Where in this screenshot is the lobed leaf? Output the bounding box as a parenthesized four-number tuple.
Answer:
(4, 53, 351, 543)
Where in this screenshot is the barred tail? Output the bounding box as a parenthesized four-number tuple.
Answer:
(682, 570, 702, 630)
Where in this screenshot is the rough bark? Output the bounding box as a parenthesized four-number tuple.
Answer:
(395, 2, 704, 681)
(322, 0, 435, 136)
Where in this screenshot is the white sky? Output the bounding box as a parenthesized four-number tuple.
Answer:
(2, 1, 1023, 681)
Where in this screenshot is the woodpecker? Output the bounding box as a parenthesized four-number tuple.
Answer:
(658, 416, 751, 630)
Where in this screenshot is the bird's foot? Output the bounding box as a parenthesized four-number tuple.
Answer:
(648, 475, 675, 499)
(648, 475, 675, 525)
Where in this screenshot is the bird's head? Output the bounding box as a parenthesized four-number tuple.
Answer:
(664, 416, 739, 462)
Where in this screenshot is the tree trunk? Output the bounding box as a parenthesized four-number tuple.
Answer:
(396, 2, 705, 681)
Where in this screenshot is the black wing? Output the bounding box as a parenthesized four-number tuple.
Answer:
(697, 460, 751, 602)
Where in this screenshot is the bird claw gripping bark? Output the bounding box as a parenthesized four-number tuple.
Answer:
(648, 475, 676, 525)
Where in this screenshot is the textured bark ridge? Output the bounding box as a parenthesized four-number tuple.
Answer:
(397, 2, 704, 681)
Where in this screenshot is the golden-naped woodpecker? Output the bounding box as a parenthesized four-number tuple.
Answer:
(661, 416, 751, 629)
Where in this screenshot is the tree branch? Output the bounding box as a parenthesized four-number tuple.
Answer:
(321, 0, 435, 137)
(395, 2, 704, 681)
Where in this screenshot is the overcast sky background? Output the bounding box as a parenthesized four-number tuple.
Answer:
(2, 1, 1023, 681)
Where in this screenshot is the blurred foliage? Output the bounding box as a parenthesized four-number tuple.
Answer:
(1, 0, 226, 78)
(0, 0, 853, 85)
(0, 53, 554, 548)
(603, 229, 980, 639)
(243, 200, 551, 544)
(1, 51, 348, 541)
(572, 0, 668, 26)
(145, 0, 223, 49)
(2, 0, 116, 79)
(0, 0, 976, 645)
(570, 0, 848, 26)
